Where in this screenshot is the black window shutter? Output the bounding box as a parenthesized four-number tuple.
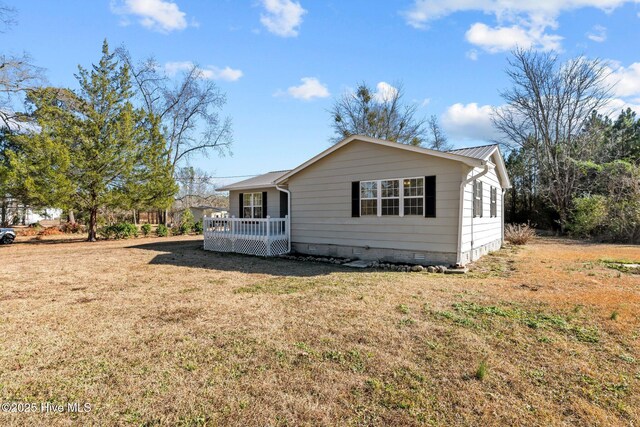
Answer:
(238, 193, 244, 218)
(351, 181, 360, 217)
(262, 191, 268, 218)
(280, 191, 288, 217)
(424, 176, 436, 218)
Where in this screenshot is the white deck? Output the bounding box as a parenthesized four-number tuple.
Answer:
(203, 216, 290, 256)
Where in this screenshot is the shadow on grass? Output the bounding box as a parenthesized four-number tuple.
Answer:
(534, 236, 639, 248)
(11, 237, 88, 245)
(127, 239, 347, 277)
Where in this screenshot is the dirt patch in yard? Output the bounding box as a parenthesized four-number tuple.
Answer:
(0, 235, 638, 426)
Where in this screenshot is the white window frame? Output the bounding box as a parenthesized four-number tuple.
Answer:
(360, 177, 425, 217)
(473, 180, 483, 218)
(402, 177, 424, 216)
(490, 186, 497, 218)
(243, 192, 263, 219)
(380, 179, 400, 216)
(360, 180, 378, 216)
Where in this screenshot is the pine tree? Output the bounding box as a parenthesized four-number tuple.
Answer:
(8, 40, 176, 240)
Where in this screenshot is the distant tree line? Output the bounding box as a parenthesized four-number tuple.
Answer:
(495, 49, 640, 242)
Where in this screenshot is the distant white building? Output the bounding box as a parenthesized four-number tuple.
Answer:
(189, 206, 227, 222)
(1, 198, 62, 226)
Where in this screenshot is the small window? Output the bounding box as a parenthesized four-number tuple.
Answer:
(473, 180, 483, 218)
(360, 181, 377, 216)
(243, 192, 263, 218)
(490, 187, 497, 218)
(403, 178, 424, 215)
(381, 180, 399, 216)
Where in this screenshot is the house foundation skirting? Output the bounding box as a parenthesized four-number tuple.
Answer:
(459, 238, 502, 265)
(291, 242, 458, 266)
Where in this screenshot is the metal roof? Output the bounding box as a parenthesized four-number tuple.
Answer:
(190, 206, 227, 211)
(216, 170, 291, 191)
(217, 141, 509, 191)
(447, 144, 498, 161)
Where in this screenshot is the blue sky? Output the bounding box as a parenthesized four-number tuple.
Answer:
(2, 0, 640, 186)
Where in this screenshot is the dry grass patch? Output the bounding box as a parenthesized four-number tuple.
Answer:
(0, 235, 638, 426)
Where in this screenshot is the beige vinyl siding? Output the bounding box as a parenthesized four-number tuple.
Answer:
(228, 187, 283, 218)
(460, 152, 503, 254)
(286, 140, 465, 254)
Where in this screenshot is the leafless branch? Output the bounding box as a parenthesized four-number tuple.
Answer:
(492, 48, 612, 229)
(117, 47, 233, 176)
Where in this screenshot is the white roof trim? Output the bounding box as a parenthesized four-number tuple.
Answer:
(216, 183, 277, 192)
(275, 135, 484, 184)
(486, 146, 511, 189)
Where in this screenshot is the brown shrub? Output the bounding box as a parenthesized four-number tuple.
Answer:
(60, 222, 85, 234)
(15, 227, 40, 237)
(505, 223, 536, 245)
(37, 226, 64, 238)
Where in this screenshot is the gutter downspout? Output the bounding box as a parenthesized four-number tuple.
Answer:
(501, 188, 506, 245)
(456, 162, 493, 265)
(276, 185, 292, 253)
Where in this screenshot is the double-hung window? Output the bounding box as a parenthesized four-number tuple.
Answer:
(360, 181, 378, 216)
(403, 178, 424, 215)
(490, 186, 497, 217)
(243, 192, 263, 218)
(473, 180, 483, 218)
(381, 180, 400, 215)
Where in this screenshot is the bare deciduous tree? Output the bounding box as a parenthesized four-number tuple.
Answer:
(117, 48, 233, 177)
(0, 3, 44, 130)
(330, 82, 427, 146)
(492, 48, 611, 231)
(0, 3, 16, 30)
(426, 114, 452, 151)
(174, 166, 228, 210)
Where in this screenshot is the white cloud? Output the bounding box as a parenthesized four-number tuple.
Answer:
(164, 61, 243, 81)
(587, 24, 607, 42)
(260, 0, 306, 37)
(605, 62, 640, 98)
(604, 97, 640, 115)
(601, 61, 640, 115)
(421, 98, 431, 107)
(372, 82, 399, 103)
(111, 0, 189, 33)
(402, 0, 636, 52)
(403, 1, 635, 29)
(466, 49, 479, 61)
(279, 77, 330, 100)
(202, 66, 244, 82)
(441, 102, 500, 141)
(465, 22, 562, 52)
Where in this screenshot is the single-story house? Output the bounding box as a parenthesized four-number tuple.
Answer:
(209, 135, 510, 266)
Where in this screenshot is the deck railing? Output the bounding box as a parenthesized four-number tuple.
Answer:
(203, 216, 289, 256)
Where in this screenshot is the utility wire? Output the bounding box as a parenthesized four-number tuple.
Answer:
(174, 174, 257, 182)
